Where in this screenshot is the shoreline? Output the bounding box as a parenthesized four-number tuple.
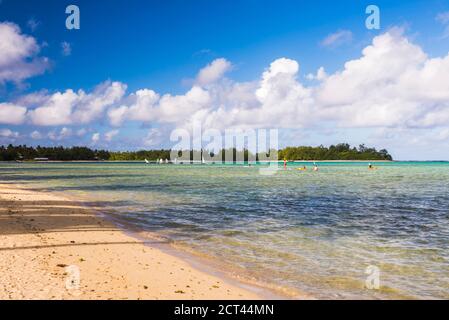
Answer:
(0, 182, 279, 300)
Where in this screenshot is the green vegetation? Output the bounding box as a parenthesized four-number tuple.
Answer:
(0, 145, 110, 161)
(109, 150, 171, 161)
(278, 143, 392, 161)
(0, 143, 392, 161)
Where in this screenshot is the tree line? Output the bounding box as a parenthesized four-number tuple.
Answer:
(278, 143, 392, 161)
(0, 143, 392, 161)
(0, 145, 110, 161)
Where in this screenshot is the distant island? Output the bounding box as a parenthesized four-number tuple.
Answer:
(0, 143, 392, 161)
(278, 144, 392, 161)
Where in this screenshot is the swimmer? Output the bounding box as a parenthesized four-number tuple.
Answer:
(313, 163, 319, 172)
(368, 163, 377, 170)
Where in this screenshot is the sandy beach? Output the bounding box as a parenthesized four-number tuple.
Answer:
(0, 183, 262, 300)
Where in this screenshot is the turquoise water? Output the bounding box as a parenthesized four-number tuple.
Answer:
(1, 161, 448, 299)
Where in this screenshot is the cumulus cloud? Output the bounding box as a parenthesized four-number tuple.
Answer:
(108, 89, 159, 126)
(306, 67, 327, 81)
(107, 85, 210, 127)
(0, 103, 27, 125)
(315, 28, 449, 128)
(0, 128, 19, 138)
(181, 58, 313, 131)
(143, 128, 164, 147)
(320, 30, 353, 48)
(30, 130, 42, 139)
(48, 127, 72, 141)
(107, 105, 129, 127)
(109, 58, 310, 131)
(29, 90, 78, 126)
(91, 133, 100, 144)
(3, 28, 449, 150)
(29, 81, 127, 126)
(0, 22, 49, 84)
(169, 30, 449, 132)
(196, 58, 232, 86)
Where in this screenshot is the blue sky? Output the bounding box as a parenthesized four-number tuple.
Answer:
(1, 0, 449, 159)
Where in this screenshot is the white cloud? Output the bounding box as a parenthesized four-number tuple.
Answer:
(14, 90, 50, 107)
(104, 129, 119, 142)
(3, 28, 449, 152)
(0, 103, 27, 124)
(107, 86, 209, 127)
(61, 41, 72, 56)
(108, 89, 159, 126)
(30, 130, 42, 139)
(81, 32, 449, 133)
(29, 81, 127, 126)
(30, 90, 79, 126)
(108, 105, 129, 127)
(191, 57, 312, 131)
(0, 22, 49, 84)
(48, 127, 72, 141)
(0, 128, 19, 138)
(196, 58, 232, 86)
(157, 86, 210, 123)
(315, 28, 449, 128)
(321, 30, 353, 48)
(91, 132, 100, 144)
(306, 67, 327, 81)
(59, 127, 72, 139)
(176, 31, 449, 131)
(143, 128, 163, 147)
(72, 81, 126, 124)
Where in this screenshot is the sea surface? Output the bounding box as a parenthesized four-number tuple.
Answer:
(1, 161, 448, 299)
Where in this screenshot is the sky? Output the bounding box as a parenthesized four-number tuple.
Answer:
(1, 0, 449, 160)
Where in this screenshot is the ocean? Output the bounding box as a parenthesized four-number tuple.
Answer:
(1, 161, 448, 299)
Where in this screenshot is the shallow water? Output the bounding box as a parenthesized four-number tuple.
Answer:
(1, 161, 448, 299)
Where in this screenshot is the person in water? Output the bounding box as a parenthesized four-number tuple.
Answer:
(313, 164, 319, 172)
(368, 163, 374, 169)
